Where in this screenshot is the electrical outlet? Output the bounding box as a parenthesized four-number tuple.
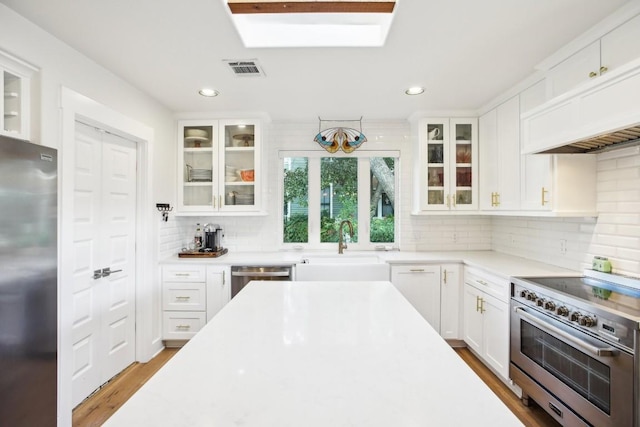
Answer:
(560, 239, 567, 255)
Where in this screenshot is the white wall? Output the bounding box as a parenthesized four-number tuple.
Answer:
(0, 5, 175, 426)
(492, 146, 640, 276)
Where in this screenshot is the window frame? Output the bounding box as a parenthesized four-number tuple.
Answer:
(279, 149, 400, 250)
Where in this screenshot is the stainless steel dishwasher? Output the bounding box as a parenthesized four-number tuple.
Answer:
(231, 265, 292, 299)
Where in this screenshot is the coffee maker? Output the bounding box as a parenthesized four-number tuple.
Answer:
(203, 223, 223, 252)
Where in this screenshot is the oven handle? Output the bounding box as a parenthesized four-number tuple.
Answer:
(514, 307, 618, 358)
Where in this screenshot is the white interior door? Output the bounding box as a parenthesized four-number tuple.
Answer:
(71, 121, 137, 407)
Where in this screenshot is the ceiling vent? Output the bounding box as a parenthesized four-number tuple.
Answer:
(223, 59, 265, 77)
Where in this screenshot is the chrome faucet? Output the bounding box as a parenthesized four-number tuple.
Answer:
(338, 220, 354, 254)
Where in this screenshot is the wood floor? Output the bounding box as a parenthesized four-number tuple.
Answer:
(454, 347, 560, 427)
(72, 348, 179, 427)
(73, 347, 559, 427)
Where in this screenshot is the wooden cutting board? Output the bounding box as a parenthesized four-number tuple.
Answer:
(178, 248, 228, 258)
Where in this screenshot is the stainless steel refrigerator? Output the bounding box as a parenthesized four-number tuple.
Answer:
(0, 135, 57, 426)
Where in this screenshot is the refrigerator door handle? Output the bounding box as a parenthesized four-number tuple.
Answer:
(93, 269, 103, 280)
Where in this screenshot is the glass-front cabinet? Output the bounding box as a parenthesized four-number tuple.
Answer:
(415, 118, 478, 212)
(177, 119, 261, 214)
(1, 52, 33, 140)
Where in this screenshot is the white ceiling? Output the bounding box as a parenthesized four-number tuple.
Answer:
(0, 0, 631, 120)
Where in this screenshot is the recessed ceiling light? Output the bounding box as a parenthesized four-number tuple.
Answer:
(405, 87, 425, 96)
(199, 88, 219, 97)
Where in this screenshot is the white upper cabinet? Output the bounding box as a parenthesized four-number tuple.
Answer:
(601, 14, 640, 72)
(546, 12, 640, 99)
(413, 118, 478, 213)
(520, 154, 597, 216)
(547, 41, 601, 98)
(479, 96, 520, 211)
(0, 51, 35, 141)
(177, 119, 262, 215)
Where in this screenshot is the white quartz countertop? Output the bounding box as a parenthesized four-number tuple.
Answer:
(162, 250, 579, 280)
(105, 281, 524, 426)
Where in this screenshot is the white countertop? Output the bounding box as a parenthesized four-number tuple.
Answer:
(163, 249, 579, 280)
(105, 281, 524, 426)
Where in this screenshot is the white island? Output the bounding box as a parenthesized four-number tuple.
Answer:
(105, 281, 524, 426)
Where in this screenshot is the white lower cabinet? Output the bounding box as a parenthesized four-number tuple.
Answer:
(391, 263, 462, 340)
(463, 266, 510, 383)
(439, 264, 462, 340)
(162, 264, 230, 345)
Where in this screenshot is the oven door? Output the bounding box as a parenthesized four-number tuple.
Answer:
(510, 301, 634, 427)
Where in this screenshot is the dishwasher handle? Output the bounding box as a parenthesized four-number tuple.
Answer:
(231, 270, 291, 278)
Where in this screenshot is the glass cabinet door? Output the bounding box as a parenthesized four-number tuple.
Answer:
(424, 120, 449, 209)
(452, 121, 473, 207)
(3, 71, 22, 135)
(180, 123, 216, 211)
(219, 120, 259, 210)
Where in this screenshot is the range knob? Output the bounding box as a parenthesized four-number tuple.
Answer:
(570, 312, 581, 322)
(519, 290, 529, 299)
(579, 316, 595, 327)
(536, 298, 546, 307)
(544, 301, 556, 311)
(527, 292, 537, 301)
(557, 306, 569, 317)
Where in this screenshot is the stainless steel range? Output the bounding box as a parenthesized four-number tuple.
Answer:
(510, 271, 640, 427)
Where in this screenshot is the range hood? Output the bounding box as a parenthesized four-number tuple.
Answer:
(538, 125, 640, 154)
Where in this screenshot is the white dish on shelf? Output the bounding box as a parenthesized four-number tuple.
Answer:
(185, 128, 209, 141)
(4, 92, 19, 99)
(3, 111, 19, 118)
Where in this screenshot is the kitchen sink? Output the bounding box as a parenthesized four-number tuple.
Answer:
(298, 254, 382, 264)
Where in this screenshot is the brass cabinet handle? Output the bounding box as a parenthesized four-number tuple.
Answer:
(600, 66, 608, 75)
(480, 298, 486, 314)
(476, 296, 482, 312)
(589, 71, 598, 78)
(490, 192, 501, 207)
(443, 269, 448, 284)
(409, 268, 426, 272)
(175, 296, 191, 301)
(446, 194, 451, 208)
(175, 273, 190, 277)
(176, 325, 191, 330)
(541, 187, 549, 206)
(220, 195, 222, 207)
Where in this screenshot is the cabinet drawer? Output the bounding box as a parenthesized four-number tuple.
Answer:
(162, 312, 206, 340)
(464, 266, 509, 302)
(162, 264, 206, 282)
(163, 282, 206, 311)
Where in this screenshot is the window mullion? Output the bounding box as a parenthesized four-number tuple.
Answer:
(308, 158, 321, 246)
(357, 158, 371, 247)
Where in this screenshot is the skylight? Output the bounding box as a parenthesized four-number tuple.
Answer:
(225, 1, 397, 48)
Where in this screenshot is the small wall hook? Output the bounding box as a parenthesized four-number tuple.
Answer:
(156, 203, 173, 222)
